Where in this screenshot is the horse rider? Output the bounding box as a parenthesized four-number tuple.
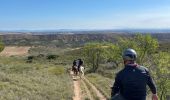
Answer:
(111, 48, 158, 100)
(77, 59, 83, 72)
(72, 60, 77, 71)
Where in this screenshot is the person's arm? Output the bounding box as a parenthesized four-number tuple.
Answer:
(146, 70, 158, 100)
(111, 74, 121, 97)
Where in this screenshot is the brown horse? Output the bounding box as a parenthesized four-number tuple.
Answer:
(72, 65, 78, 75)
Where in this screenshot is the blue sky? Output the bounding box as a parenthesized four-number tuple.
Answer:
(0, 0, 170, 30)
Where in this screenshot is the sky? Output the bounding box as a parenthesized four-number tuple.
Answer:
(0, 0, 170, 30)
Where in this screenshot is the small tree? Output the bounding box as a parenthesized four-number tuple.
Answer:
(105, 44, 122, 68)
(116, 34, 159, 64)
(152, 52, 170, 100)
(134, 34, 158, 64)
(83, 43, 107, 72)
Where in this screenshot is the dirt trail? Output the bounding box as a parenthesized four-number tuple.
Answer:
(83, 77, 107, 100)
(73, 78, 81, 100)
(81, 79, 94, 100)
(71, 71, 107, 100)
(70, 71, 81, 100)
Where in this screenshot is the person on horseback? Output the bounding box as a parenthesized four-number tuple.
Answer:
(72, 59, 78, 75)
(77, 59, 83, 72)
(111, 49, 158, 100)
(72, 60, 76, 70)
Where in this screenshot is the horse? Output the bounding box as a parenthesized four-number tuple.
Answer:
(72, 65, 78, 75)
(72, 65, 84, 79)
(79, 66, 84, 79)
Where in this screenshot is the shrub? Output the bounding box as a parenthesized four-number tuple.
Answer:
(27, 56, 35, 63)
(46, 54, 59, 60)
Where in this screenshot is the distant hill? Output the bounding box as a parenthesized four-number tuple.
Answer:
(0, 31, 170, 47)
(0, 33, 123, 47)
(1, 29, 170, 34)
(0, 28, 170, 34)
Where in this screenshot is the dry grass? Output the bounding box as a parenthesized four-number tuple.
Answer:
(86, 73, 113, 99)
(0, 56, 73, 100)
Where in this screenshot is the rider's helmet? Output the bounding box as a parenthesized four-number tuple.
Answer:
(122, 48, 137, 61)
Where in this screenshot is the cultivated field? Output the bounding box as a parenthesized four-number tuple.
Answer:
(0, 46, 30, 56)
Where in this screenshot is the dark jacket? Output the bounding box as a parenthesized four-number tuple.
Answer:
(111, 64, 157, 100)
(79, 60, 83, 66)
(73, 60, 76, 66)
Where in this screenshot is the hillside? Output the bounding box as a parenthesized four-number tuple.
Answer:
(1, 32, 170, 47)
(0, 33, 127, 47)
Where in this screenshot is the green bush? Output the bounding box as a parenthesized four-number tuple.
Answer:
(47, 54, 59, 60)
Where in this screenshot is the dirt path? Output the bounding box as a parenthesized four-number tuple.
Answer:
(70, 71, 81, 100)
(71, 71, 107, 100)
(83, 77, 107, 100)
(81, 79, 94, 100)
(73, 78, 81, 100)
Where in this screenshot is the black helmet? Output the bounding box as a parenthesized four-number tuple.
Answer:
(122, 48, 137, 61)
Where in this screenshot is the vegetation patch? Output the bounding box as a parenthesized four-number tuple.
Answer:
(80, 80, 91, 100)
(86, 73, 113, 99)
(0, 56, 73, 100)
(48, 66, 65, 75)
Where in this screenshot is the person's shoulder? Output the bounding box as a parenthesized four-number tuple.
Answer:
(116, 68, 126, 76)
(138, 65, 149, 72)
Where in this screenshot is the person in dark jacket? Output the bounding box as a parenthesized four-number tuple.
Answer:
(72, 60, 78, 75)
(73, 60, 76, 66)
(111, 48, 158, 100)
(77, 59, 83, 72)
